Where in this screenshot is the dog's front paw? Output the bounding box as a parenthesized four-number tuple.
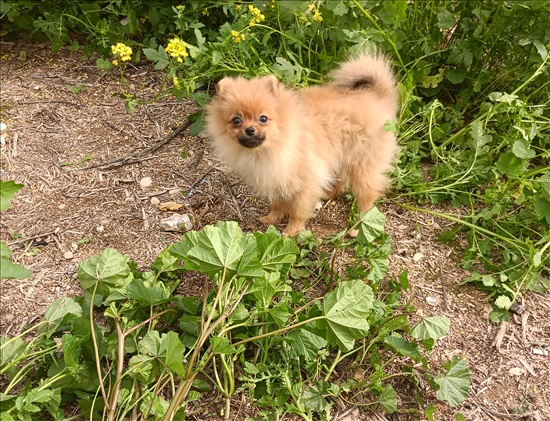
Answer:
(259, 214, 281, 225)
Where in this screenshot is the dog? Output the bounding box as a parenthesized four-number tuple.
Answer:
(205, 54, 399, 236)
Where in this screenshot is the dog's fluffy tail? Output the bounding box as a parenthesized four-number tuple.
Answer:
(331, 54, 397, 101)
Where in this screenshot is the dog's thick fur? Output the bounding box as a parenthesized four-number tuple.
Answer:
(206, 54, 399, 236)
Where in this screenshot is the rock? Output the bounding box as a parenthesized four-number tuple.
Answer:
(159, 213, 194, 232)
(139, 176, 152, 188)
(63, 251, 74, 260)
(413, 252, 424, 262)
(150, 197, 160, 206)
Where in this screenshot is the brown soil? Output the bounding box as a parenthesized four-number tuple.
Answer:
(1, 43, 548, 421)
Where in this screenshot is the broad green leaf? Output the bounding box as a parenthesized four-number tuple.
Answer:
(323, 280, 374, 351)
(254, 228, 299, 274)
(435, 356, 471, 406)
(379, 384, 397, 413)
(128, 354, 155, 383)
(138, 331, 162, 357)
(410, 316, 450, 340)
(0, 336, 26, 367)
(0, 247, 32, 279)
(127, 278, 167, 305)
(446, 68, 467, 84)
(494, 295, 512, 309)
(143, 46, 169, 70)
(383, 333, 422, 359)
(42, 297, 82, 335)
(211, 336, 236, 355)
(303, 382, 329, 412)
(496, 151, 524, 175)
(287, 328, 328, 360)
(162, 331, 185, 376)
(77, 248, 132, 298)
(512, 139, 536, 160)
(356, 207, 386, 243)
(172, 221, 263, 281)
(0, 180, 23, 211)
(437, 9, 456, 29)
(268, 301, 291, 328)
(534, 197, 550, 224)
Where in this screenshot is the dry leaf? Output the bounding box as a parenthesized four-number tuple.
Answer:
(158, 201, 184, 211)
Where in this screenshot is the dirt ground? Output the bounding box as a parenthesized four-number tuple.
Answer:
(1, 43, 549, 421)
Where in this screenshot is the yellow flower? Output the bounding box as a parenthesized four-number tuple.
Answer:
(173, 75, 180, 89)
(112, 59, 118, 66)
(248, 4, 265, 25)
(235, 4, 242, 11)
(231, 30, 246, 43)
(307, 4, 323, 22)
(111, 42, 132, 62)
(165, 37, 189, 63)
(313, 9, 323, 21)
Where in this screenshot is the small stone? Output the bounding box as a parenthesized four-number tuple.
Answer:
(158, 213, 194, 232)
(426, 296, 439, 306)
(63, 251, 74, 259)
(96, 225, 105, 233)
(33, 85, 40, 90)
(413, 252, 424, 262)
(0, 122, 6, 131)
(140, 177, 152, 188)
(151, 197, 160, 206)
(71, 243, 78, 251)
(508, 367, 525, 376)
(58, 203, 66, 210)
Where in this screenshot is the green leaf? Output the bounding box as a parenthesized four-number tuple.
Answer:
(512, 139, 536, 160)
(446, 68, 467, 84)
(162, 331, 186, 377)
(410, 316, 450, 340)
(303, 382, 328, 412)
(437, 9, 456, 29)
(434, 356, 471, 406)
(0, 242, 32, 279)
(287, 328, 328, 360)
(494, 295, 512, 309)
(534, 197, 550, 224)
(138, 331, 163, 357)
(211, 336, 236, 355)
(468, 120, 491, 154)
(323, 280, 374, 351)
(383, 333, 422, 359)
(379, 383, 397, 413)
(127, 278, 167, 305)
(0, 180, 23, 211)
(77, 248, 132, 298)
(254, 228, 299, 274)
(356, 207, 386, 243)
(496, 151, 524, 175)
(42, 297, 82, 335)
(96, 57, 114, 69)
(172, 221, 263, 281)
(0, 336, 26, 367)
(143, 46, 169, 70)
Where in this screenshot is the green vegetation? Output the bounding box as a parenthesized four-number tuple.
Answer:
(1, 215, 470, 420)
(1, 0, 549, 419)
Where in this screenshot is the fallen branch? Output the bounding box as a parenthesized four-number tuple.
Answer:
(82, 118, 191, 171)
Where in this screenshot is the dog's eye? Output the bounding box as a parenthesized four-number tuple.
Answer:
(258, 115, 268, 123)
(231, 116, 242, 126)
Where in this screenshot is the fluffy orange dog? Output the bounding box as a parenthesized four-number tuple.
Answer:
(206, 54, 399, 236)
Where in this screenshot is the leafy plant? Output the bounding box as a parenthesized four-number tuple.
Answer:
(0, 180, 32, 280)
(1, 216, 469, 420)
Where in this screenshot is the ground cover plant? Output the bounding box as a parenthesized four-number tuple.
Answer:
(1, 0, 549, 419)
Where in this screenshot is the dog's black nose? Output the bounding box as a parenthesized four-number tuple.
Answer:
(244, 126, 255, 136)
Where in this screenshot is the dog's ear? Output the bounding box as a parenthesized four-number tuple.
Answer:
(262, 75, 280, 96)
(216, 77, 231, 99)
